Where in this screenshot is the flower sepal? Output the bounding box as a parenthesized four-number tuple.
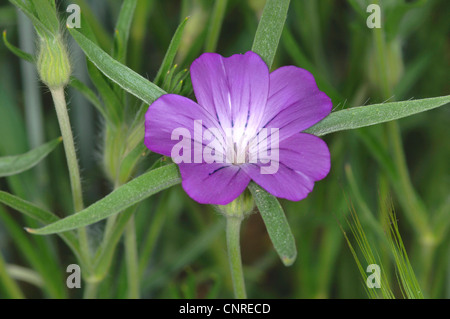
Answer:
(217, 190, 255, 220)
(37, 35, 71, 89)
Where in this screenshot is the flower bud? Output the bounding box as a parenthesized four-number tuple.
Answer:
(37, 35, 71, 89)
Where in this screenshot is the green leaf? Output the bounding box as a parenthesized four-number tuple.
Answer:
(86, 61, 123, 124)
(32, 0, 60, 35)
(113, 0, 137, 63)
(154, 17, 189, 85)
(0, 137, 61, 177)
(305, 95, 450, 137)
(4, 264, 44, 288)
(69, 27, 166, 105)
(204, 0, 228, 53)
(143, 220, 224, 291)
(118, 142, 148, 185)
(0, 191, 80, 259)
(93, 205, 137, 280)
(69, 76, 108, 120)
(251, 0, 290, 68)
(0, 251, 24, 299)
(248, 182, 297, 266)
(0, 191, 57, 225)
(75, 0, 112, 50)
(27, 164, 182, 235)
(3, 30, 34, 63)
(9, 0, 53, 38)
(346, 0, 367, 20)
(0, 207, 66, 298)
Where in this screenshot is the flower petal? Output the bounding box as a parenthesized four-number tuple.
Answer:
(260, 66, 332, 141)
(145, 94, 226, 159)
(242, 133, 330, 201)
(190, 51, 269, 139)
(178, 163, 251, 205)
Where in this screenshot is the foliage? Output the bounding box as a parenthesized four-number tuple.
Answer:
(0, 0, 448, 299)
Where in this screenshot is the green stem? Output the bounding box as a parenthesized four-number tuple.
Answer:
(50, 88, 91, 271)
(138, 198, 166, 277)
(371, 6, 435, 290)
(125, 215, 140, 299)
(102, 214, 118, 245)
(83, 281, 99, 299)
(387, 122, 430, 234)
(226, 216, 247, 299)
(93, 206, 136, 283)
(373, 22, 431, 236)
(50, 88, 84, 212)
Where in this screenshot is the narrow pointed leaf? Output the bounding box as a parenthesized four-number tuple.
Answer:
(69, 27, 166, 105)
(27, 164, 181, 235)
(0, 251, 24, 299)
(9, 0, 53, 38)
(69, 76, 108, 120)
(0, 137, 61, 177)
(113, 0, 137, 63)
(3, 30, 34, 63)
(32, 0, 60, 35)
(306, 95, 450, 137)
(154, 17, 189, 85)
(86, 61, 123, 124)
(252, 0, 290, 68)
(0, 191, 80, 256)
(248, 182, 297, 266)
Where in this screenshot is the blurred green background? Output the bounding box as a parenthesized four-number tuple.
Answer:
(0, 0, 448, 298)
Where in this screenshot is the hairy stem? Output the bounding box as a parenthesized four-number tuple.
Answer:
(125, 215, 140, 299)
(226, 216, 247, 299)
(50, 88, 91, 274)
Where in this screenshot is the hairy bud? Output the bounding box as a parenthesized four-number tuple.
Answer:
(37, 35, 71, 89)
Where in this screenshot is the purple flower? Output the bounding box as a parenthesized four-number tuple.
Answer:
(145, 51, 331, 205)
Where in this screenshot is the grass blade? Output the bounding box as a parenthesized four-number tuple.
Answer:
(382, 202, 424, 299)
(0, 191, 80, 258)
(0, 207, 66, 298)
(204, 0, 228, 52)
(142, 220, 224, 292)
(0, 252, 24, 299)
(339, 202, 395, 299)
(5, 264, 44, 288)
